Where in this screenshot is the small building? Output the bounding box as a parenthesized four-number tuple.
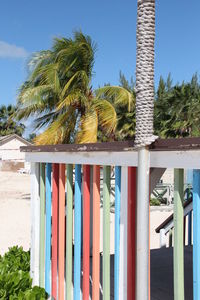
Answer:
(0, 134, 32, 171)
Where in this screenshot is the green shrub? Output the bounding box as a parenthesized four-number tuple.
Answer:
(0, 246, 47, 299)
(150, 198, 161, 206)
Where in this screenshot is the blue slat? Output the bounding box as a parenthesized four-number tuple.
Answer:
(74, 164, 82, 300)
(193, 170, 200, 300)
(114, 166, 121, 300)
(45, 163, 52, 295)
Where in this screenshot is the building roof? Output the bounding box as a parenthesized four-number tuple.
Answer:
(0, 134, 32, 147)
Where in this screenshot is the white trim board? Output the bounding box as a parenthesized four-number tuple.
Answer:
(25, 150, 200, 169)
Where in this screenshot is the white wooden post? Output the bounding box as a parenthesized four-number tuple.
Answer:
(160, 229, 166, 248)
(119, 166, 128, 300)
(30, 162, 40, 286)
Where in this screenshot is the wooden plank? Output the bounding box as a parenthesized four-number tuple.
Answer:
(66, 164, 73, 300)
(188, 211, 192, 246)
(193, 170, 200, 300)
(58, 164, 65, 300)
(114, 166, 121, 300)
(103, 166, 111, 300)
(39, 163, 46, 288)
(30, 162, 40, 286)
(92, 165, 100, 300)
(45, 163, 52, 295)
(25, 149, 200, 170)
(74, 164, 82, 300)
(51, 164, 59, 300)
(127, 167, 136, 300)
(83, 165, 90, 300)
(173, 168, 184, 300)
(119, 167, 128, 300)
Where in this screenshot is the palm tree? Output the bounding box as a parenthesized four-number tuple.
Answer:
(0, 105, 25, 136)
(16, 32, 133, 144)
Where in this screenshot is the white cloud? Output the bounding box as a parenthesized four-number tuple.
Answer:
(0, 41, 28, 58)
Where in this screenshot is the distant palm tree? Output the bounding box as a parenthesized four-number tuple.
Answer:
(0, 105, 25, 136)
(16, 32, 133, 144)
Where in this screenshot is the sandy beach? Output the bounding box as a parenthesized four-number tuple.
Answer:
(0, 171, 172, 255)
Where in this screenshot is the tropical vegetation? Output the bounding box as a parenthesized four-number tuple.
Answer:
(0, 105, 25, 137)
(0, 246, 47, 299)
(15, 32, 133, 145)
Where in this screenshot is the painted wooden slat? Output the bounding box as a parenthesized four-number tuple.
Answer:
(30, 162, 40, 286)
(92, 165, 100, 300)
(127, 167, 136, 300)
(173, 168, 184, 300)
(193, 170, 200, 300)
(103, 166, 110, 300)
(45, 163, 52, 295)
(74, 164, 82, 300)
(39, 163, 46, 288)
(66, 164, 73, 300)
(83, 165, 90, 300)
(119, 167, 128, 300)
(114, 166, 121, 300)
(58, 164, 65, 300)
(51, 164, 59, 300)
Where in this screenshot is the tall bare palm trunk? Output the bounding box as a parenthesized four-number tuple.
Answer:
(135, 1, 156, 300)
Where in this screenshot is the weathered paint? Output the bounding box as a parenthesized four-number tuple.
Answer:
(193, 170, 200, 300)
(39, 163, 45, 288)
(173, 168, 184, 300)
(45, 163, 52, 295)
(58, 164, 65, 300)
(74, 164, 82, 300)
(92, 165, 100, 300)
(51, 164, 59, 299)
(66, 164, 73, 300)
(103, 166, 111, 300)
(114, 166, 121, 300)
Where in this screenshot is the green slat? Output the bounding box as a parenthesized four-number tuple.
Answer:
(39, 163, 45, 288)
(174, 169, 185, 300)
(103, 166, 110, 300)
(66, 165, 73, 299)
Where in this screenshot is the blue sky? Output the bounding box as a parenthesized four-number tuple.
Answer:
(0, 0, 200, 108)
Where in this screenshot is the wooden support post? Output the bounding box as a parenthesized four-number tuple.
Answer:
(127, 167, 137, 300)
(83, 165, 90, 300)
(92, 165, 100, 300)
(74, 164, 82, 300)
(174, 168, 184, 300)
(103, 166, 111, 300)
(45, 163, 52, 295)
(193, 170, 200, 300)
(119, 167, 128, 300)
(58, 164, 65, 300)
(114, 166, 121, 300)
(51, 164, 59, 300)
(39, 163, 45, 288)
(66, 164, 73, 300)
(30, 162, 40, 286)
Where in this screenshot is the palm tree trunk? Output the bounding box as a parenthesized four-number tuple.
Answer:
(135, 1, 156, 300)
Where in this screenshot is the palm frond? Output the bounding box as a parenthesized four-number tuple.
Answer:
(76, 110, 98, 143)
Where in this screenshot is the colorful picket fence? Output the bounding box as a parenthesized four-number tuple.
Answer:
(24, 138, 200, 299)
(31, 162, 137, 299)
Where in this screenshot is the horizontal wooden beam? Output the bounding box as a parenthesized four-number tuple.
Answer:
(24, 150, 200, 169)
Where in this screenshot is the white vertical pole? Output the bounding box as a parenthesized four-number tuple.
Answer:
(30, 162, 40, 286)
(136, 147, 150, 300)
(160, 229, 166, 248)
(119, 166, 128, 300)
